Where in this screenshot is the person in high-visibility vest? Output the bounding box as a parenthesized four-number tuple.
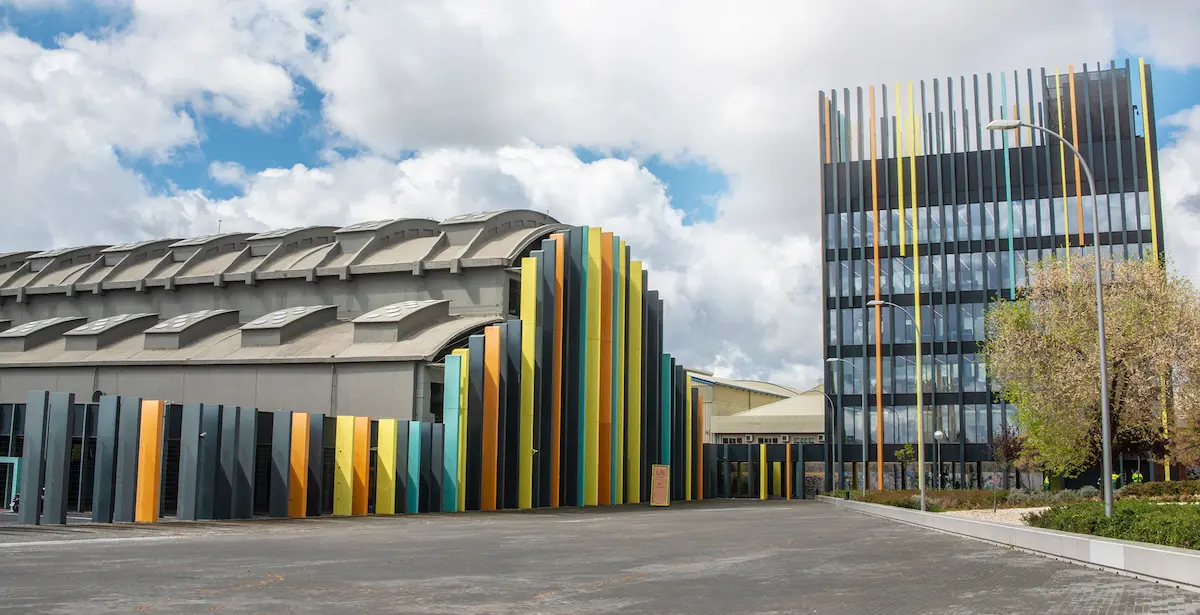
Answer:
(1042, 476, 1050, 491)
(1132, 470, 1144, 484)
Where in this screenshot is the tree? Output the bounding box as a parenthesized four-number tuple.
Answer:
(894, 443, 915, 490)
(983, 256, 1200, 478)
(990, 424, 1023, 511)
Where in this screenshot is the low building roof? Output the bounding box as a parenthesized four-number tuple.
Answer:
(0, 210, 567, 298)
(686, 370, 801, 398)
(0, 305, 496, 367)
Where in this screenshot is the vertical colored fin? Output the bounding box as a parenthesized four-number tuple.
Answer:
(376, 418, 397, 515)
(759, 445, 768, 501)
(1069, 64, 1084, 245)
(896, 83, 907, 257)
(1002, 72, 1016, 300)
(627, 260, 644, 503)
(1139, 58, 1160, 263)
(614, 238, 626, 505)
(288, 412, 311, 518)
(598, 233, 613, 505)
(551, 233, 566, 506)
(519, 256, 538, 509)
(453, 348, 469, 511)
(352, 416, 369, 515)
(585, 227, 603, 506)
(1055, 66, 1071, 268)
(482, 325, 501, 510)
(134, 400, 164, 523)
(870, 84, 883, 489)
(334, 415, 354, 516)
(442, 355, 462, 513)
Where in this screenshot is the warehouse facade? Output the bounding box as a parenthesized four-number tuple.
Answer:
(0, 210, 564, 420)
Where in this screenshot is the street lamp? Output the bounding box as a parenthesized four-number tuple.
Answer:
(868, 299, 928, 512)
(934, 430, 946, 490)
(827, 357, 868, 496)
(820, 392, 842, 491)
(987, 118, 1114, 518)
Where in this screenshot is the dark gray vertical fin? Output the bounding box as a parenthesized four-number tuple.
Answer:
(217, 405, 239, 520)
(91, 396, 120, 523)
(307, 413, 324, 516)
(17, 391, 49, 525)
(269, 410, 292, 517)
(176, 404, 202, 521)
(396, 420, 410, 513)
(112, 396, 142, 523)
(235, 407, 257, 519)
(196, 404, 222, 519)
(42, 392, 75, 525)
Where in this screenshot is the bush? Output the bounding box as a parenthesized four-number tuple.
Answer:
(1025, 501, 1200, 550)
(1117, 480, 1200, 500)
(1077, 485, 1100, 499)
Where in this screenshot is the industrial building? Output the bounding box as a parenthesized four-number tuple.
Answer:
(0, 210, 564, 420)
(820, 59, 1167, 490)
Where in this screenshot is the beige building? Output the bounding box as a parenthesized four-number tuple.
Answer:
(686, 368, 814, 444)
(707, 382, 827, 446)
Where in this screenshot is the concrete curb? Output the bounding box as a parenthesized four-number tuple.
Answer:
(816, 495, 1200, 592)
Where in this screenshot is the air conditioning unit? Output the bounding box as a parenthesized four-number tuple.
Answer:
(780, 435, 791, 443)
(746, 435, 756, 442)
(816, 434, 826, 444)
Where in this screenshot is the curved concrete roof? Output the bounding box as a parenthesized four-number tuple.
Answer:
(0, 210, 566, 299)
(0, 304, 497, 366)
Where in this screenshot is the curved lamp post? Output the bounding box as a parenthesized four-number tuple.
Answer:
(986, 118, 1113, 518)
(827, 357, 867, 496)
(867, 299, 927, 512)
(820, 392, 842, 491)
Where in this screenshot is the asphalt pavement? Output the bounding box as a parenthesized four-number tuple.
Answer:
(0, 500, 1197, 614)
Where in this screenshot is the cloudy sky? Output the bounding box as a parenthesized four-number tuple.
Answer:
(2, 0, 1199, 388)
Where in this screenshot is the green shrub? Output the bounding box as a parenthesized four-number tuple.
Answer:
(1025, 501, 1200, 550)
(1077, 485, 1100, 499)
(1117, 480, 1200, 500)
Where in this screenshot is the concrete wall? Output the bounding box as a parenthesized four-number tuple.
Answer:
(0, 268, 512, 325)
(0, 361, 440, 419)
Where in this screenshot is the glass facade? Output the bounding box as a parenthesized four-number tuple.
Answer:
(819, 61, 1165, 477)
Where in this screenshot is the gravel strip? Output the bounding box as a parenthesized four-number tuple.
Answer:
(941, 506, 1049, 526)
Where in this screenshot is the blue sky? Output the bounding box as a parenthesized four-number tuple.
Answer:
(3, 4, 1195, 226)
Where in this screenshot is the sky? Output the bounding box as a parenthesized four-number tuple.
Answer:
(1, 0, 1199, 389)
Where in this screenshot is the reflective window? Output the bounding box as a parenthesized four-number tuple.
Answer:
(895, 356, 917, 393)
(852, 211, 863, 248)
(827, 262, 838, 297)
(828, 310, 838, 345)
(1124, 192, 1139, 231)
(984, 201, 996, 241)
(970, 202, 983, 240)
(957, 204, 970, 244)
(1025, 200, 1038, 237)
(1138, 191, 1151, 230)
(853, 259, 863, 296)
(986, 252, 999, 291)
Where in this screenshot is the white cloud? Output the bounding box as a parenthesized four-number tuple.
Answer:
(2, 0, 1200, 387)
(1159, 104, 1200, 279)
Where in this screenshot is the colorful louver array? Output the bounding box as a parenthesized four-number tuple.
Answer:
(447, 225, 705, 510)
(16, 226, 709, 525)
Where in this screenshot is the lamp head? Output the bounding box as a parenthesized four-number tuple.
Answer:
(825, 358, 838, 364)
(934, 430, 945, 440)
(986, 119, 1021, 131)
(866, 300, 884, 307)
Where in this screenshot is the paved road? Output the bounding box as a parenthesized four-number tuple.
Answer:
(1, 500, 1197, 614)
